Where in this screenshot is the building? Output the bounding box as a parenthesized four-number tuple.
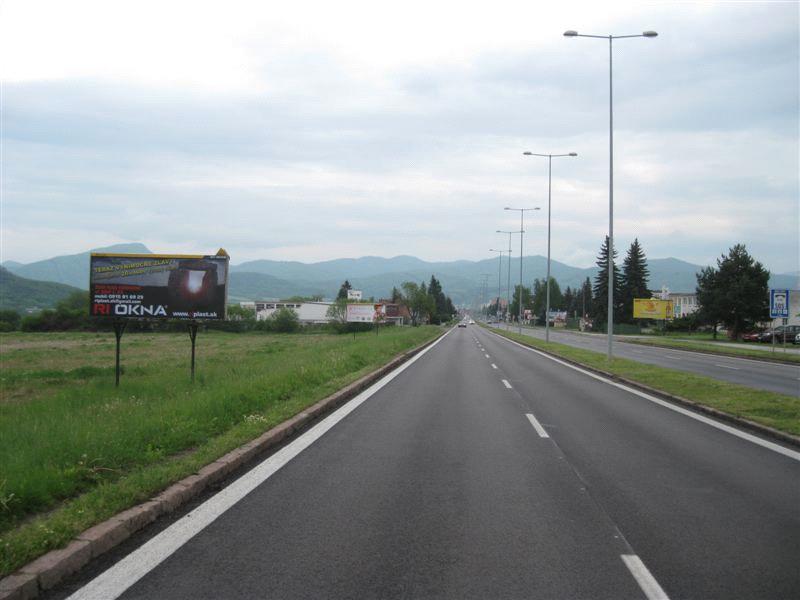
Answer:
(378, 300, 411, 325)
(657, 286, 698, 318)
(254, 301, 333, 324)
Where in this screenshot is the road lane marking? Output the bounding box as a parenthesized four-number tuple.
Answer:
(485, 353, 490, 358)
(621, 555, 670, 600)
(490, 332, 800, 462)
(714, 364, 740, 370)
(525, 413, 549, 438)
(502, 379, 512, 389)
(67, 330, 453, 600)
(663, 355, 681, 360)
(491, 363, 498, 369)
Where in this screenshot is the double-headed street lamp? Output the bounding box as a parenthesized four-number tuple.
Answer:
(504, 207, 540, 334)
(496, 230, 516, 322)
(564, 29, 657, 360)
(523, 151, 577, 343)
(488, 249, 507, 319)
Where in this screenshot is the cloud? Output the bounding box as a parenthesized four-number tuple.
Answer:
(1, 1, 797, 275)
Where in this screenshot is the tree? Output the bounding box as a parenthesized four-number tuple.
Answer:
(401, 281, 435, 325)
(427, 275, 448, 324)
(390, 286, 402, 303)
(508, 284, 533, 321)
(580, 277, 593, 318)
(336, 280, 352, 300)
(695, 244, 769, 340)
(530, 278, 563, 323)
(620, 238, 651, 323)
(592, 236, 623, 328)
(563, 286, 575, 318)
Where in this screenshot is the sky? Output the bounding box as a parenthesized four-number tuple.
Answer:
(1, 0, 798, 272)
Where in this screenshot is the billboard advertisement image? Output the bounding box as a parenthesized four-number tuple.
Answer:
(90, 251, 229, 320)
(346, 303, 384, 323)
(633, 298, 674, 320)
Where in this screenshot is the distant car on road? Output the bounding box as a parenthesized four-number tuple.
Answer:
(469, 319, 475, 325)
(458, 321, 467, 328)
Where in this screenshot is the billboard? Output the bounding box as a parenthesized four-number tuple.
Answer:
(347, 289, 363, 301)
(346, 303, 384, 323)
(90, 251, 229, 320)
(633, 298, 674, 320)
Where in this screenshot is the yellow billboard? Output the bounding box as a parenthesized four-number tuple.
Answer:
(633, 298, 674, 320)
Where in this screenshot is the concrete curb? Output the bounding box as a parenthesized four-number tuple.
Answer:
(0, 329, 447, 600)
(486, 328, 800, 450)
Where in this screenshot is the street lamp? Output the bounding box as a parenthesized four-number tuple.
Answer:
(564, 29, 657, 359)
(504, 207, 540, 334)
(496, 230, 517, 323)
(523, 151, 577, 343)
(488, 249, 507, 320)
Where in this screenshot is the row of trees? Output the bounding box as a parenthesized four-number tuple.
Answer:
(592, 237, 651, 326)
(502, 238, 650, 326)
(331, 276, 456, 326)
(496, 238, 775, 340)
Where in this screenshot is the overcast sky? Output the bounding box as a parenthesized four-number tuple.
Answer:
(1, 1, 798, 272)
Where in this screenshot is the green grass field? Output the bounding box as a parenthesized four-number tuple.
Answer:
(0, 326, 440, 576)
(485, 326, 800, 436)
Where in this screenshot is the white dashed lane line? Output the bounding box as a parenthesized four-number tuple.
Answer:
(525, 413, 549, 438)
(502, 379, 512, 389)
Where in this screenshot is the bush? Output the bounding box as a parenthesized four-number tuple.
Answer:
(264, 308, 300, 333)
(0, 309, 21, 331)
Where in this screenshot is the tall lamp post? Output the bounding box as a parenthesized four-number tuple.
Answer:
(496, 230, 516, 324)
(523, 152, 577, 343)
(504, 207, 540, 334)
(564, 29, 657, 360)
(488, 249, 506, 319)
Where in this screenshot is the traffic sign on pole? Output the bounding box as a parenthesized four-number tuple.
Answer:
(769, 289, 790, 319)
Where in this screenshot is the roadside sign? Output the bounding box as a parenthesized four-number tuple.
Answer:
(770, 289, 789, 319)
(346, 303, 384, 323)
(90, 250, 229, 320)
(633, 298, 673, 320)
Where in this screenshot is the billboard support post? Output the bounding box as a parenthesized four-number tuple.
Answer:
(188, 321, 199, 382)
(113, 320, 127, 387)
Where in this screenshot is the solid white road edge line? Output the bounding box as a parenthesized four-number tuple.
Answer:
(621, 555, 670, 600)
(491, 332, 800, 462)
(714, 364, 740, 370)
(525, 413, 550, 438)
(68, 329, 453, 600)
(502, 379, 512, 389)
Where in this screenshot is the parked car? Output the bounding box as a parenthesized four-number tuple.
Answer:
(741, 331, 763, 342)
(761, 325, 800, 343)
(795, 332, 800, 345)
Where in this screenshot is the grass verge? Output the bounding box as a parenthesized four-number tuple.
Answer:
(484, 325, 800, 437)
(623, 337, 800, 364)
(0, 326, 441, 576)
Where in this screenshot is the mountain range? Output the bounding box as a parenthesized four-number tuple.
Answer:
(2, 244, 798, 309)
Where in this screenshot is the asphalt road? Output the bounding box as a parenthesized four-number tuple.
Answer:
(63, 326, 800, 600)
(494, 322, 800, 396)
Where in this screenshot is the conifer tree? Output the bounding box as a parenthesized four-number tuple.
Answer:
(620, 238, 651, 323)
(592, 236, 623, 328)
